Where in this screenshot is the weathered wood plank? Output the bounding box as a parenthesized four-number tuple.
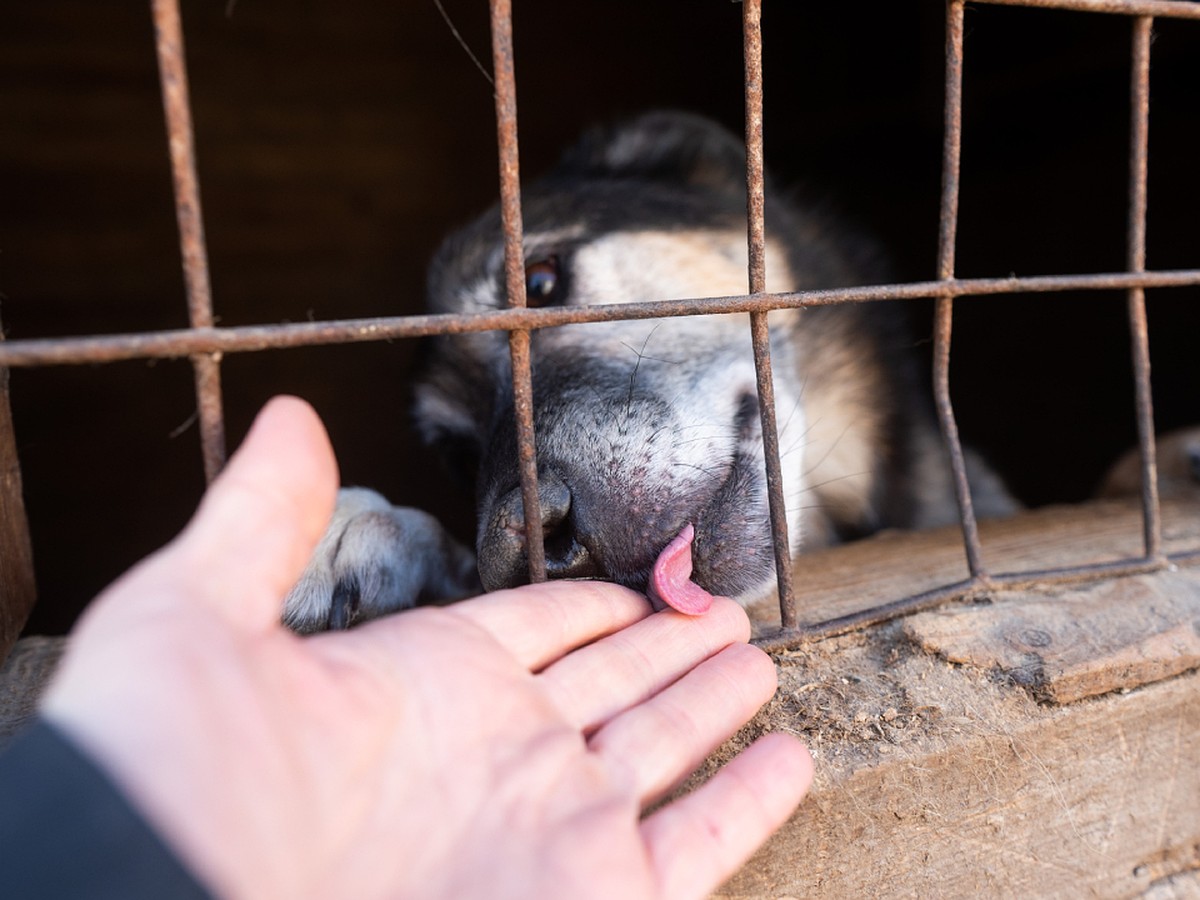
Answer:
(6, 615, 1199, 897)
(904, 570, 1200, 703)
(729, 491, 1200, 895)
(0, 355, 37, 663)
(3, 497, 1198, 897)
(720, 617, 1200, 898)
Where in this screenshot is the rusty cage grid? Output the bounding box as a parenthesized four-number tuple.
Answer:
(1, 0, 1199, 655)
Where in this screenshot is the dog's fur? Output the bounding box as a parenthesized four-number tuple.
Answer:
(283, 111, 1016, 633)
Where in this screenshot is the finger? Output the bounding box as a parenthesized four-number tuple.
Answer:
(449, 579, 653, 670)
(589, 642, 777, 806)
(538, 596, 751, 733)
(641, 733, 813, 900)
(164, 395, 338, 630)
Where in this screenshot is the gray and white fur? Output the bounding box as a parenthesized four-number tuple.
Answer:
(283, 111, 1016, 633)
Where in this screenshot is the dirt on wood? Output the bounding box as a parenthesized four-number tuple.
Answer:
(697, 617, 1042, 784)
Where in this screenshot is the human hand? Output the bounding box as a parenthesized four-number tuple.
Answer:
(41, 396, 812, 899)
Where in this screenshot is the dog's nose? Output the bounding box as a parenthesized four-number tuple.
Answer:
(477, 471, 602, 590)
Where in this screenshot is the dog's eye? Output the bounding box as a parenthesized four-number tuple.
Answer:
(524, 257, 562, 306)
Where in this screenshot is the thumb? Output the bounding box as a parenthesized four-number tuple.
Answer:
(76, 395, 339, 636)
(165, 395, 339, 631)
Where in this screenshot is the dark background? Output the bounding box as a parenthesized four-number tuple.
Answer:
(3, 2, 1197, 634)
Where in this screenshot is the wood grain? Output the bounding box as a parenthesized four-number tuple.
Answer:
(905, 570, 1200, 703)
(722, 662, 1200, 898)
(0, 358, 36, 663)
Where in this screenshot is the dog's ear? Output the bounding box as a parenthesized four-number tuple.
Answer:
(553, 111, 747, 196)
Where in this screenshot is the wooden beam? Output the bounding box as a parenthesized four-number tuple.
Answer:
(720, 492, 1200, 895)
(0, 354, 36, 664)
(719, 656, 1200, 897)
(2, 495, 1198, 896)
(904, 570, 1200, 704)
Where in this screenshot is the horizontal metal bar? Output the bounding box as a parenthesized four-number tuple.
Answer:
(974, 0, 1200, 19)
(755, 547, 1198, 650)
(2, 269, 1198, 369)
(755, 577, 983, 652)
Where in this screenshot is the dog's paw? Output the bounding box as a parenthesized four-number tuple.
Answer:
(283, 487, 480, 633)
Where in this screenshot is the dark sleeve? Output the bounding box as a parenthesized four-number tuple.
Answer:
(0, 718, 211, 900)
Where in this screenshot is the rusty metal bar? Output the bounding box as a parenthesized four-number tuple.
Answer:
(1126, 16, 1164, 562)
(756, 546, 1195, 649)
(977, 0, 1200, 19)
(743, 0, 797, 631)
(934, 0, 990, 581)
(743, 0, 767, 294)
(490, 0, 545, 584)
(756, 577, 981, 651)
(0, 348, 36, 662)
(152, 0, 226, 484)
(1, 268, 1198, 369)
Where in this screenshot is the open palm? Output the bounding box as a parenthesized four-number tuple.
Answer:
(43, 397, 812, 899)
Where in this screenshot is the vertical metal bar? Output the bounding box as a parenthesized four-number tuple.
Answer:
(0, 351, 36, 662)
(490, 0, 545, 583)
(1127, 16, 1163, 562)
(935, 0, 988, 581)
(743, 0, 767, 295)
(743, 0, 796, 630)
(152, 0, 226, 484)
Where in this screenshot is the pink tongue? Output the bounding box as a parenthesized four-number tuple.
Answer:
(648, 524, 715, 616)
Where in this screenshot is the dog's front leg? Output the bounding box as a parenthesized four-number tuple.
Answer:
(282, 487, 480, 633)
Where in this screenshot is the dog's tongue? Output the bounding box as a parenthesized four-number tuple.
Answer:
(648, 524, 714, 616)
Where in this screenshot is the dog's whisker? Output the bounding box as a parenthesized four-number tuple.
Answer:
(777, 425, 816, 463)
(672, 432, 738, 449)
(799, 422, 856, 479)
(672, 462, 729, 484)
(798, 469, 872, 496)
(786, 502, 835, 517)
(623, 323, 668, 416)
(671, 421, 739, 439)
(778, 390, 807, 437)
(673, 459, 729, 476)
(619, 348, 683, 367)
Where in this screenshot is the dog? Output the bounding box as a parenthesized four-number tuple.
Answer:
(282, 111, 1017, 633)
